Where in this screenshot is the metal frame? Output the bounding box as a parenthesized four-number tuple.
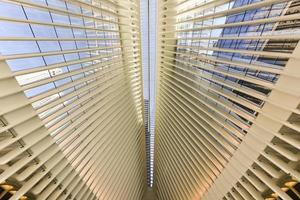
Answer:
(154, 0, 300, 199)
(0, 0, 146, 199)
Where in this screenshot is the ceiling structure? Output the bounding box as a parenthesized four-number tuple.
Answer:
(154, 0, 300, 199)
(0, 0, 299, 200)
(0, 0, 145, 199)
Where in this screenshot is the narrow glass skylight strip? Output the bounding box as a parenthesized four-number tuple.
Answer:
(0, 0, 146, 199)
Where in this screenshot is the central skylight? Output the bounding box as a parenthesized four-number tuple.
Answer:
(140, 0, 156, 187)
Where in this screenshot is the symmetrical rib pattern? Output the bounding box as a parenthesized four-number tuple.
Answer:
(2, 0, 300, 199)
(0, 0, 146, 199)
(155, 0, 300, 199)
